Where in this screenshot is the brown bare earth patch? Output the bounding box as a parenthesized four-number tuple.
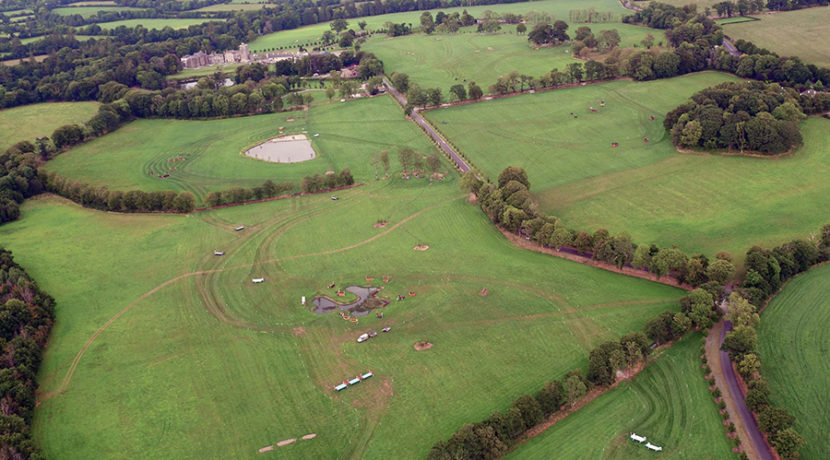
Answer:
(325, 170, 335, 175)
(292, 327, 306, 336)
(414, 341, 433, 351)
(466, 193, 477, 204)
(286, 118, 295, 122)
(413, 245, 429, 251)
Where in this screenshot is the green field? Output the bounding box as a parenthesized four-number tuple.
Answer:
(194, 2, 268, 11)
(0, 101, 100, 152)
(759, 264, 830, 460)
(18, 34, 97, 45)
(509, 333, 734, 459)
(1, 176, 684, 458)
(723, 7, 830, 67)
(426, 72, 830, 258)
(46, 96, 442, 201)
(94, 18, 221, 30)
(51, 6, 145, 17)
(362, 24, 661, 90)
(167, 61, 247, 80)
(249, 0, 628, 52)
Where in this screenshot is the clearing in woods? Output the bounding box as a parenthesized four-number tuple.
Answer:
(45, 95, 436, 202)
(0, 101, 100, 152)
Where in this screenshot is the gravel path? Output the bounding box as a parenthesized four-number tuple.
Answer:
(382, 77, 470, 172)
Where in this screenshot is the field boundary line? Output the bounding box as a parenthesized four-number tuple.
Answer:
(499, 228, 693, 290)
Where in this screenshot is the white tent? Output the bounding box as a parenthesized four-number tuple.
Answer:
(252, 278, 265, 283)
(630, 433, 646, 443)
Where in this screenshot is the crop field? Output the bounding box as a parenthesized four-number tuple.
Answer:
(426, 72, 830, 258)
(248, 0, 628, 52)
(508, 333, 734, 459)
(51, 6, 145, 17)
(759, 264, 830, 460)
(46, 95, 440, 201)
(362, 24, 661, 90)
(0, 101, 100, 152)
(93, 18, 221, 30)
(2, 177, 684, 458)
(723, 7, 830, 68)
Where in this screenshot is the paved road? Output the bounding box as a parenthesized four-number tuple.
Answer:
(382, 77, 471, 173)
(723, 37, 742, 57)
(719, 319, 775, 460)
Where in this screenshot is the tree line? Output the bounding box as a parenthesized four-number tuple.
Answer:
(717, 228, 830, 459)
(0, 249, 56, 459)
(45, 172, 197, 213)
(429, 283, 727, 459)
(665, 81, 805, 155)
(455, 166, 830, 459)
(0, 0, 524, 58)
(463, 166, 736, 289)
(0, 99, 134, 225)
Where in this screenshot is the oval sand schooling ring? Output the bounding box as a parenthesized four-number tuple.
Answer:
(244, 134, 316, 163)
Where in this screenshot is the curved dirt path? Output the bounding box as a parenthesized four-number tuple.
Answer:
(42, 194, 464, 400)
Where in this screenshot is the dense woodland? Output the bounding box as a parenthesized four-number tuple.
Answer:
(665, 81, 805, 154)
(0, 249, 55, 460)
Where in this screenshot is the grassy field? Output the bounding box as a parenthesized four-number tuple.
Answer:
(249, 0, 628, 52)
(723, 7, 830, 67)
(426, 72, 830, 258)
(1, 176, 684, 458)
(51, 6, 145, 17)
(94, 18, 222, 30)
(759, 264, 830, 460)
(0, 101, 100, 152)
(18, 34, 97, 44)
(46, 95, 442, 201)
(194, 2, 268, 11)
(362, 24, 661, 90)
(167, 61, 248, 80)
(508, 333, 734, 459)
